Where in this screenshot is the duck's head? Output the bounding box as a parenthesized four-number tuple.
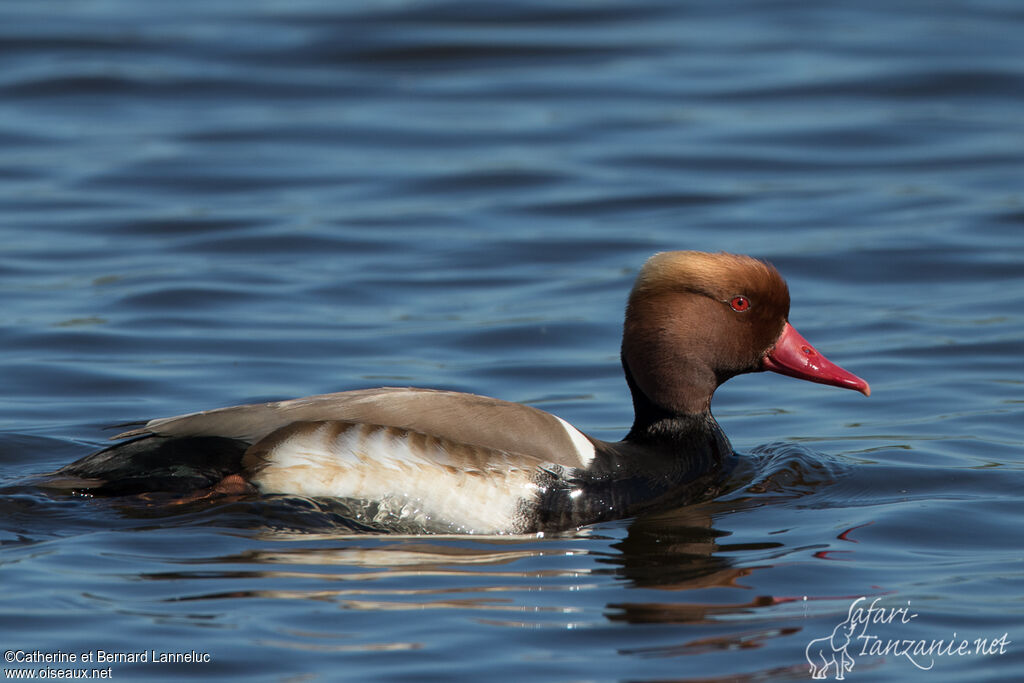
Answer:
(621, 251, 869, 421)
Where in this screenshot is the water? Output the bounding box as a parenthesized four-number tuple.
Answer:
(1, 1, 1022, 680)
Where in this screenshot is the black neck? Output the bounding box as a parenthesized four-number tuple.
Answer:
(621, 354, 720, 444)
(526, 379, 734, 532)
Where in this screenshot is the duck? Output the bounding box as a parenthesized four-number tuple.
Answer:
(46, 251, 869, 534)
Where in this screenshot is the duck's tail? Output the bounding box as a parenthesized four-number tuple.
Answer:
(38, 435, 249, 496)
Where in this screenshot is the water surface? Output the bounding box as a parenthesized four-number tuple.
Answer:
(1, 1, 1022, 681)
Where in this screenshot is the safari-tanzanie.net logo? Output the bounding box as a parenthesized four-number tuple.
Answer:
(805, 597, 1010, 679)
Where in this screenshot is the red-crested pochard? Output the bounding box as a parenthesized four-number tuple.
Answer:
(48, 251, 869, 534)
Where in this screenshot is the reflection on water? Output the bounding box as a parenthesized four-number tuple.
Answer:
(8, 441, 850, 633)
(3, 426, 1021, 679)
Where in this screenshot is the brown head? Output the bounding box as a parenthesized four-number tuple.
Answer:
(621, 251, 868, 425)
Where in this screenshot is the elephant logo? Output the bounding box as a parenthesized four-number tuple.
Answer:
(805, 610, 858, 680)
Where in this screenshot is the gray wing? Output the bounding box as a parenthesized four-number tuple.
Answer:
(113, 387, 596, 469)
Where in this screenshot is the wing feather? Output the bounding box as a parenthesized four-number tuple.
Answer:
(113, 387, 594, 468)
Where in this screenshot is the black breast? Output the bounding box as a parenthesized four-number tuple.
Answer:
(525, 413, 735, 532)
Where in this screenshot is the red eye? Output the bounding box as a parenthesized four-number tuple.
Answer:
(730, 296, 750, 312)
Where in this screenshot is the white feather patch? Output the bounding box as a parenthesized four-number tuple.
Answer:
(249, 423, 542, 534)
(554, 416, 596, 468)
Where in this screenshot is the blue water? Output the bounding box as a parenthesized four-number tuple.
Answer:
(2, 1, 1023, 681)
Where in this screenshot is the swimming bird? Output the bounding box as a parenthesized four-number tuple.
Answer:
(47, 251, 869, 534)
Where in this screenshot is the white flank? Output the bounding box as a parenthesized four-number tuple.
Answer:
(554, 416, 596, 468)
(250, 424, 541, 534)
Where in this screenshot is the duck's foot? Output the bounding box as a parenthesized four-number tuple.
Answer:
(162, 474, 258, 506)
(211, 474, 256, 496)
